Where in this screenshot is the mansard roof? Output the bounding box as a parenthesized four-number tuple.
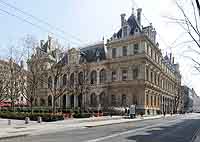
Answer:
(40, 41, 48, 53)
(116, 15, 141, 38)
(80, 42, 106, 63)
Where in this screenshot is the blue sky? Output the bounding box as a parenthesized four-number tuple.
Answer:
(0, 0, 200, 95)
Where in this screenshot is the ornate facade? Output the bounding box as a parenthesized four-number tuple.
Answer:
(31, 8, 181, 115)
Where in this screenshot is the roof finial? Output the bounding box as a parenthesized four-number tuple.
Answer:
(132, 8, 134, 15)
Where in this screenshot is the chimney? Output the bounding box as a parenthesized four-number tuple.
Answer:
(172, 57, 175, 64)
(169, 53, 172, 63)
(48, 35, 52, 50)
(120, 13, 126, 27)
(20, 60, 24, 68)
(40, 40, 44, 48)
(137, 8, 142, 25)
(132, 8, 135, 15)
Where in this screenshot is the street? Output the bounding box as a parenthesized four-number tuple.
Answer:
(2, 113, 200, 142)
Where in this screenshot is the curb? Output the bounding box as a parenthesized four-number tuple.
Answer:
(0, 133, 29, 140)
(84, 115, 169, 128)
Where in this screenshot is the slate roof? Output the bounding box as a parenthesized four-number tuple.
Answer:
(116, 15, 141, 38)
(41, 41, 48, 53)
(79, 43, 106, 63)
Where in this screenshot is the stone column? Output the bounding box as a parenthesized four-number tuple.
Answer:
(66, 95, 71, 108)
(97, 70, 100, 85)
(74, 95, 78, 108)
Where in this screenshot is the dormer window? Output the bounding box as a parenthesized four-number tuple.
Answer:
(96, 50, 100, 62)
(133, 44, 139, 54)
(135, 28, 139, 33)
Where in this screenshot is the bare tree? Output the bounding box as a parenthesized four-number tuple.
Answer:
(0, 73, 10, 104)
(166, 0, 200, 69)
(6, 59, 24, 110)
(47, 60, 70, 113)
(67, 63, 91, 111)
(20, 57, 44, 113)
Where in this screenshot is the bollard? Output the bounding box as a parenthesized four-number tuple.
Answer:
(8, 119, 11, 125)
(37, 116, 42, 123)
(25, 117, 30, 124)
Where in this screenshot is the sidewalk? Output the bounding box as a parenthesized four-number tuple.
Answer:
(0, 114, 174, 140)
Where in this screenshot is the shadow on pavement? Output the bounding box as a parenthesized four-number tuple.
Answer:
(126, 119, 200, 142)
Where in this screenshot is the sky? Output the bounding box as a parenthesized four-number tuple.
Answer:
(0, 0, 200, 95)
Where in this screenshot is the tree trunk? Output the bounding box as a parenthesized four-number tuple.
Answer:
(53, 98, 56, 114)
(30, 101, 33, 115)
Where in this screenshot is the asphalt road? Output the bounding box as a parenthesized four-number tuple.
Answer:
(2, 113, 200, 142)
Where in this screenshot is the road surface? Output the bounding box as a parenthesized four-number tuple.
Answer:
(2, 113, 200, 142)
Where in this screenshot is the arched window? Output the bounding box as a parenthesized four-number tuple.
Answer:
(151, 96, 153, 106)
(48, 95, 52, 106)
(121, 94, 126, 106)
(158, 96, 160, 106)
(99, 92, 106, 106)
(146, 94, 149, 106)
(100, 69, 106, 84)
(34, 98, 38, 106)
(40, 98, 45, 106)
(48, 76, 52, 89)
(154, 96, 157, 106)
(63, 74, 67, 86)
(133, 67, 139, 79)
(112, 71, 117, 81)
(78, 72, 84, 85)
(132, 95, 136, 104)
(90, 70, 97, 85)
(90, 93, 97, 106)
(70, 73, 74, 86)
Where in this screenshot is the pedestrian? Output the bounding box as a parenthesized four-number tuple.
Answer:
(163, 111, 166, 117)
(127, 109, 130, 116)
(125, 108, 127, 116)
(110, 112, 112, 117)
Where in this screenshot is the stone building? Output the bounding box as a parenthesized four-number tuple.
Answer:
(181, 86, 200, 113)
(30, 8, 181, 115)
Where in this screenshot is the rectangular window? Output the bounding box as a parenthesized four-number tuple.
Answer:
(112, 48, 116, 58)
(134, 44, 139, 54)
(154, 96, 157, 106)
(146, 94, 149, 106)
(151, 48, 153, 58)
(146, 45, 149, 55)
(133, 68, 139, 79)
(150, 71, 153, 82)
(112, 71, 117, 81)
(146, 68, 149, 81)
(122, 46, 127, 56)
(122, 70, 128, 81)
